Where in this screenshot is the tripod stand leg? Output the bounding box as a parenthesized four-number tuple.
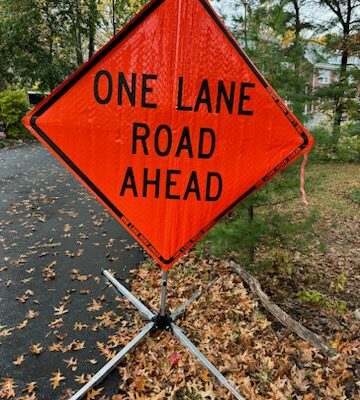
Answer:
(103, 269, 155, 320)
(171, 324, 245, 400)
(171, 277, 220, 320)
(69, 322, 154, 400)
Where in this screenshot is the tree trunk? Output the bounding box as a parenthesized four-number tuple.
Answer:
(247, 205, 255, 263)
(319, 0, 354, 135)
(243, 1, 248, 50)
(74, 28, 84, 66)
(88, 0, 97, 59)
(291, 0, 305, 119)
(332, 41, 349, 132)
(292, 0, 301, 46)
(112, 0, 117, 36)
(73, 2, 84, 66)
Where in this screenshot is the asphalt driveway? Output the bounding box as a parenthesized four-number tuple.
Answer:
(0, 142, 145, 399)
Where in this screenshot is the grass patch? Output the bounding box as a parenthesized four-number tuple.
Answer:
(347, 188, 360, 205)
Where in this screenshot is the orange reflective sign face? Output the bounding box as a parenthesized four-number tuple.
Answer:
(23, 0, 313, 271)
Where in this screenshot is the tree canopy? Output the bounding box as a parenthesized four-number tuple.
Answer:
(0, 0, 359, 128)
(0, 0, 148, 91)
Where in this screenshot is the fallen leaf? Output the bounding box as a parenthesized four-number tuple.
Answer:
(68, 340, 85, 351)
(64, 357, 78, 372)
(48, 318, 63, 329)
(24, 382, 37, 394)
(0, 377, 17, 398)
(30, 343, 43, 355)
(13, 354, 25, 366)
(87, 299, 102, 312)
(63, 224, 72, 236)
(86, 387, 103, 399)
(49, 370, 65, 390)
(17, 320, 29, 330)
(26, 310, 39, 319)
(42, 261, 57, 281)
(74, 322, 88, 331)
(54, 305, 68, 316)
(49, 343, 63, 352)
(75, 374, 92, 384)
(169, 353, 181, 368)
(0, 327, 14, 337)
(17, 394, 37, 400)
(133, 376, 146, 392)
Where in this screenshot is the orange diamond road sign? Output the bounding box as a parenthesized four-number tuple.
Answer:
(23, 0, 313, 271)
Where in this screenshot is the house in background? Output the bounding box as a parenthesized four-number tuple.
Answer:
(304, 53, 360, 129)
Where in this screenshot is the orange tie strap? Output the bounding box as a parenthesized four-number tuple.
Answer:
(300, 153, 309, 207)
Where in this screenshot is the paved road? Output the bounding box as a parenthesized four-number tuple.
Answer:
(0, 143, 144, 399)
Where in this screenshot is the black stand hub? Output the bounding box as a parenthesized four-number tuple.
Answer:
(152, 313, 173, 330)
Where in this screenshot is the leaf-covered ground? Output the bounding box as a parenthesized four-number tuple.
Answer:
(0, 145, 359, 399)
(2, 255, 358, 400)
(106, 257, 359, 399)
(252, 164, 359, 340)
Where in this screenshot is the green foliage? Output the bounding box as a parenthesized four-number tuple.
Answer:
(0, 90, 29, 139)
(329, 273, 347, 294)
(336, 135, 360, 163)
(266, 249, 293, 275)
(199, 163, 316, 265)
(0, 0, 76, 91)
(296, 288, 347, 313)
(347, 188, 360, 204)
(315, 1, 360, 131)
(296, 289, 328, 305)
(229, 0, 359, 131)
(311, 126, 334, 145)
(315, 72, 359, 129)
(336, 301, 347, 313)
(311, 125, 360, 163)
(0, 0, 148, 91)
(341, 121, 360, 137)
(231, 0, 313, 123)
(111, 0, 149, 31)
(311, 126, 338, 162)
(200, 209, 268, 261)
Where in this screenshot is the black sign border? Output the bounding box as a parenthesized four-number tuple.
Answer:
(29, 0, 310, 267)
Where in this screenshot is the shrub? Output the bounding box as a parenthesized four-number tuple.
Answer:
(310, 126, 337, 162)
(0, 90, 29, 139)
(198, 163, 317, 266)
(311, 126, 333, 145)
(336, 135, 360, 163)
(310, 125, 360, 163)
(342, 121, 360, 137)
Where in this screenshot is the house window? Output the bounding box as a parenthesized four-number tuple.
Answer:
(318, 70, 330, 84)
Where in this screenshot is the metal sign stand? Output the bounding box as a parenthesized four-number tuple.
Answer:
(69, 269, 245, 400)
